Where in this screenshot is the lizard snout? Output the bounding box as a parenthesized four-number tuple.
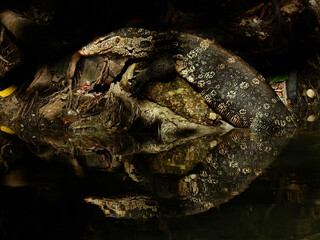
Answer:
(78, 46, 89, 56)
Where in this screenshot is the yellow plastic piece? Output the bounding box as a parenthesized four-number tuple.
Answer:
(0, 126, 16, 135)
(0, 85, 17, 98)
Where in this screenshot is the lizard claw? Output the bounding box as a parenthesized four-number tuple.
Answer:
(129, 78, 145, 97)
(129, 69, 150, 97)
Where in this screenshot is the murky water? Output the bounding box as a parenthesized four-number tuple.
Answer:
(0, 121, 319, 240)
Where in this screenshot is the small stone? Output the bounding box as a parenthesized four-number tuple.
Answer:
(209, 112, 217, 120)
(306, 89, 316, 98)
(190, 174, 196, 179)
(307, 115, 317, 122)
(210, 140, 218, 148)
(68, 110, 77, 116)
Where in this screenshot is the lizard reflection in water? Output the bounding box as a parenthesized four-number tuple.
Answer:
(85, 128, 293, 219)
(79, 28, 297, 131)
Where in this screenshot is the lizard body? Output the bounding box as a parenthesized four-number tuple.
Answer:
(79, 28, 296, 131)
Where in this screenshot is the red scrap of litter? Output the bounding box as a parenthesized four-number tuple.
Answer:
(83, 83, 88, 90)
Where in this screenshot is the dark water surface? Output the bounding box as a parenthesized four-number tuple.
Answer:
(0, 122, 320, 240)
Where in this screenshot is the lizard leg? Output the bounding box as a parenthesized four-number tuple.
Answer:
(130, 55, 175, 97)
(65, 52, 81, 109)
(94, 56, 110, 87)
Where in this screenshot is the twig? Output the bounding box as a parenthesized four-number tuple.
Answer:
(0, 27, 9, 64)
(18, 92, 37, 118)
(0, 54, 9, 63)
(0, 27, 5, 47)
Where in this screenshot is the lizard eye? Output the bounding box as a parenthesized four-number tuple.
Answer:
(115, 36, 121, 43)
(79, 46, 88, 55)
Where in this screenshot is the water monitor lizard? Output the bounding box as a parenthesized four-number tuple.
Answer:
(79, 28, 297, 131)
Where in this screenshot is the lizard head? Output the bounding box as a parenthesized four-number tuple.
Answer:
(79, 34, 122, 56)
(79, 28, 158, 58)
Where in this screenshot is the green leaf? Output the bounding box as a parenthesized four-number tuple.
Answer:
(266, 74, 289, 83)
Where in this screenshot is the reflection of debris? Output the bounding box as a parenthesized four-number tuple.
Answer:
(285, 172, 308, 203)
(84, 195, 159, 219)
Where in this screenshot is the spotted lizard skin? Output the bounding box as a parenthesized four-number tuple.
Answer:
(79, 28, 297, 131)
